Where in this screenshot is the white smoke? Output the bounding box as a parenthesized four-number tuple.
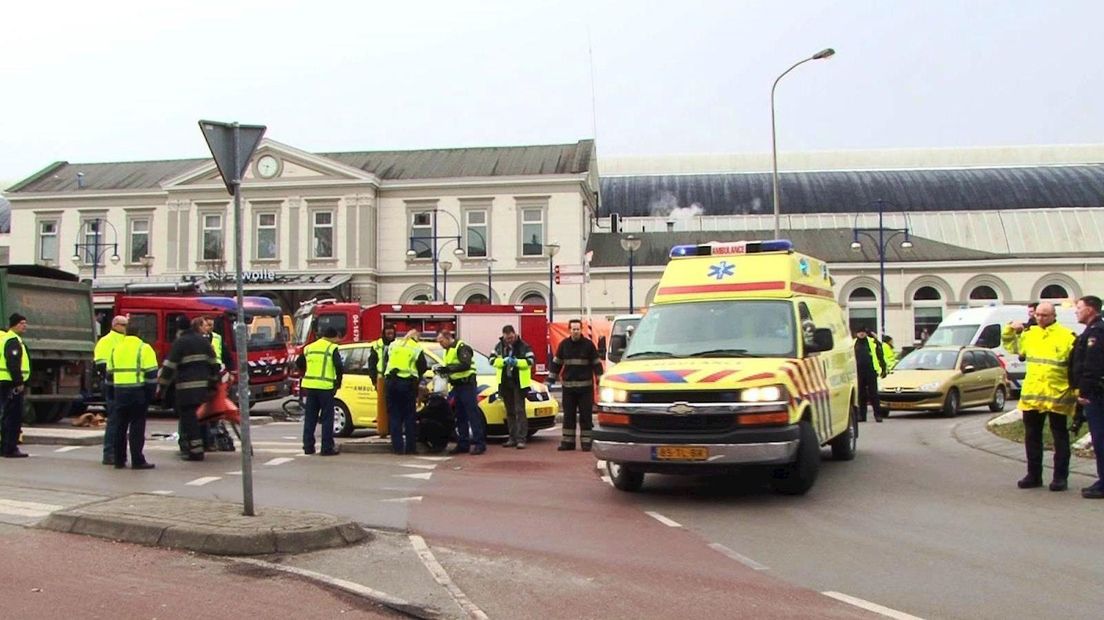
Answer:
(648, 190, 706, 219)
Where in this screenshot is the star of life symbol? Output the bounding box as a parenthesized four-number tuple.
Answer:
(708, 261, 735, 280)
(799, 258, 810, 276)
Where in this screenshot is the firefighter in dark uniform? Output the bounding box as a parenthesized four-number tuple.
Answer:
(549, 319, 603, 451)
(853, 327, 887, 423)
(1071, 295, 1104, 499)
(157, 317, 220, 461)
(0, 313, 31, 458)
(106, 322, 159, 469)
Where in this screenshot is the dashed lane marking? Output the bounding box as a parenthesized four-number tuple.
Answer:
(264, 457, 295, 466)
(645, 511, 683, 528)
(53, 446, 82, 453)
(415, 456, 451, 462)
(381, 496, 423, 503)
(150, 490, 174, 495)
(226, 471, 242, 476)
(185, 476, 221, 486)
(0, 499, 63, 518)
(822, 591, 925, 620)
(399, 463, 437, 470)
(396, 472, 433, 481)
(410, 535, 489, 620)
(708, 543, 769, 571)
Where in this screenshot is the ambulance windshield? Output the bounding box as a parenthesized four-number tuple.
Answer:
(624, 300, 796, 359)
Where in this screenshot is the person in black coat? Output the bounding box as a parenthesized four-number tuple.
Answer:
(157, 317, 220, 461)
(853, 327, 887, 423)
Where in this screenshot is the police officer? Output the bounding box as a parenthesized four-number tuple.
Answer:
(1002, 301, 1077, 491)
(438, 330, 485, 455)
(295, 327, 344, 456)
(0, 313, 31, 458)
(853, 327, 887, 423)
(157, 317, 221, 461)
(367, 323, 398, 439)
(384, 329, 427, 455)
(1070, 295, 1104, 499)
(490, 325, 535, 449)
(549, 318, 603, 451)
(880, 334, 898, 372)
(94, 315, 128, 465)
(107, 322, 158, 469)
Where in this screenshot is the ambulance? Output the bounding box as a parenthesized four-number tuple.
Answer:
(592, 240, 858, 495)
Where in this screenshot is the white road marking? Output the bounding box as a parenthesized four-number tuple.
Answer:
(0, 499, 62, 518)
(234, 557, 419, 612)
(399, 463, 437, 470)
(53, 446, 82, 453)
(225, 470, 243, 476)
(264, 457, 295, 466)
(595, 459, 606, 472)
(409, 535, 488, 620)
(708, 543, 769, 571)
(822, 591, 925, 620)
(396, 472, 433, 480)
(381, 496, 423, 503)
(645, 511, 682, 528)
(149, 490, 174, 495)
(281, 435, 297, 440)
(415, 456, 451, 462)
(185, 476, 221, 486)
(600, 475, 613, 487)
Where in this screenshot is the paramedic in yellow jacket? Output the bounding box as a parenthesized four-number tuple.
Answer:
(1002, 302, 1077, 491)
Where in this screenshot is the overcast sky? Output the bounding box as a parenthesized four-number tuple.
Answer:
(2, 0, 1100, 184)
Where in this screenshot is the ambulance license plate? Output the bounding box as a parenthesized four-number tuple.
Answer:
(653, 446, 709, 461)
(534, 407, 553, 416)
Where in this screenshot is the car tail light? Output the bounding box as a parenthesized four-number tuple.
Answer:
(737, 412, 790, 426)
(597, 412, 631, 426)
(995, 355, 1007, 369)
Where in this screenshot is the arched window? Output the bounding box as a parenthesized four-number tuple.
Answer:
(1040, 284, 1069, 300)
(411, 293, 430, 303)
(465, 293, 490, 305)
(848, 287, 878, 333)
(968, 285, 1000, 307)
(521, 293, 546, 306)
(913, 286, 944, 344)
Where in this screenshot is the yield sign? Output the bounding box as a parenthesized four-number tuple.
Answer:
(198, 120, 267, 195)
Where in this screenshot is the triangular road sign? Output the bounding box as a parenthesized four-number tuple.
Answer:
(198, 120, 267, 195)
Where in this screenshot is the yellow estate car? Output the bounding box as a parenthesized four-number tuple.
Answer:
(878, 346, 1008, 417)
(332, 341, 559, 437)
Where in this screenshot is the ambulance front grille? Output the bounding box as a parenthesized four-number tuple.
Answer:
(631, 414, 736, 433)
(628, 391, 738, 404)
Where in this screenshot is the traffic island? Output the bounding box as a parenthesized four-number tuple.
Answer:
(37, 493, 369, 555)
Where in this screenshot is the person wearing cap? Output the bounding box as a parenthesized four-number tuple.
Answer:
(94, 315, 129, 465)
(853, 326, 887, 423)
(0, 313, 31, 457)
(295, 326, 345, 456)
(880, 334, 898, 372)
(157, 316, 221, 461)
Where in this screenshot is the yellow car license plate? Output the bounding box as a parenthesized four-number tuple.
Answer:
(534, 406, 553, 416)
(653, 446, 709, 461)
(264, 385, 277, 393)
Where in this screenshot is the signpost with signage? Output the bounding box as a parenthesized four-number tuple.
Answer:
(199, 119, 266, 517)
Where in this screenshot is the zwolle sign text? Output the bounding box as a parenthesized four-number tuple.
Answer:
(207, 269, 276, 283)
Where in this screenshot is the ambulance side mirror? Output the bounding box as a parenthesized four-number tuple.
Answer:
(807, 328, 834, 354)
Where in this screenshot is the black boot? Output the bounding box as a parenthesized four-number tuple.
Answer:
(557, 443, 576, 451)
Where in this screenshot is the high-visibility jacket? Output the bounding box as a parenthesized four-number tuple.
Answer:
(107, 335, 158, 387)
(370, 338, 391, 373)
(0, 331, 30, 383)
(385, 337, 422, 379)
(1002, 322, 1077, 415)
(301, 338, 339, 390)
(491, 338, 533, 390)
(211, 332, 225, 365)
(881, 341, 898, 371)
(94, 329, 126, 366)
(443, 340, 476, 384)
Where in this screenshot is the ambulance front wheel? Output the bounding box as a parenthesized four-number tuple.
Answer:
(770, 420, 820, 495)
(829, 404, 858, 461)
(607, 461, 645, 492)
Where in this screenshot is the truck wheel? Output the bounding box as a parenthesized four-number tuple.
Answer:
(334, 401, 355, 437)
(830, 405, 858, 461)
(607, 461, 645, 492)
(942, 388, 960, 418)
(770, 420, 820, 495)
(988, 385, 1007, 413)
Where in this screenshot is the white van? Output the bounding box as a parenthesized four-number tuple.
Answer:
(925, 304, 1082, 393)
(597, 314, 643, 368)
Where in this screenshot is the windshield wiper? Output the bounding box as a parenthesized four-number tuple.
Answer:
(625, 351, 678, 359)
(689, 348, 754, 358)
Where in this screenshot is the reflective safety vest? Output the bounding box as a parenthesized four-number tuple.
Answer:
(94, 329, 126, 365)
(492, 348, 532, 390)
(385, 337, 422, 379)
(301, 338, 339, 390)
(108, 335, 159, 387)
(881, 341, 898, 371)
(0, 331, 31, 382)
(211, 332, 224, 359)
(865, 338, 885, 375)
(1002, 322, 1077, 415)
(371, 338, 390, 373)
(444, 340, 477, 383)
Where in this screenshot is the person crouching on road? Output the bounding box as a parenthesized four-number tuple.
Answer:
(157, 317, 220, 461)
(853, 328, 887, 423)
(549, 319, 603, 451)
(1070, 295, 1104, 499)
(95, 315, 128, 466)
(438, 330, 486, 455)
(490, 325, 535, 449)
(106, 322, 158, 469)
(385, 329, 428, 455)
(295, 327, 344, 456)
(0, 313, 31, 458)
(1002, 301, 1077, 491)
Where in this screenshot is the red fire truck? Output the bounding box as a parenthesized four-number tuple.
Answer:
(113, 295, 292, 402)
(291, 300, 551, 378)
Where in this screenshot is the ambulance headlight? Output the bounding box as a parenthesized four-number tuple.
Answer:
(739, 385, 785, 402)
(600, 387, 629, 403)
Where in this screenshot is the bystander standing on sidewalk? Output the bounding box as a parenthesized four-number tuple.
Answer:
(1070, 295, 1104, 499)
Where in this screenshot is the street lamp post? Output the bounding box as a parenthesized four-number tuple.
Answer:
(439, 259, 453, 301)
(407, 209, 466, 301)
(850, 199, 913, 334)
(71, 217, 121, 280)
(485, 257, 497, 301)
(140, 254, 155, 278)
(620, 235, 642, 313)
(771, 47, 836, 239)
(544, 242, 561, 323)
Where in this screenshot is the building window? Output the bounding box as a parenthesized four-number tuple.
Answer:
(129, 218, 150, 264)
(968, 285, 999, 306)
(912, 286, 943, 344)
(256, 212, 277, 260)
(1040, 284, 1069, 300)
(410, 211, 433, 259)
(312, 211, 334, 259)
(465, 210, 488, 258)
(521, 208, 544, 256)
(202, 214, 223, 260)
(847, 287, 878, 334)
(81, 220, 106, 265)
(38, 221, 58, 263)
(412, 293, 431, 303)
(465, 293, 490, 305)
(521, 292, 546, 305)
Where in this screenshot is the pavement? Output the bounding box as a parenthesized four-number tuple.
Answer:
(953, 412, 1100, 479)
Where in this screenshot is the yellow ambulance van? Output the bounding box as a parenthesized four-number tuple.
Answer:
(593, 240, 858, 495)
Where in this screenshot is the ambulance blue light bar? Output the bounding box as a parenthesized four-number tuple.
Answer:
(669, 239, 794, 258)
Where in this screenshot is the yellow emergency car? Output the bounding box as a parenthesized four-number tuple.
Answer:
(593, 240, 858, 495)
